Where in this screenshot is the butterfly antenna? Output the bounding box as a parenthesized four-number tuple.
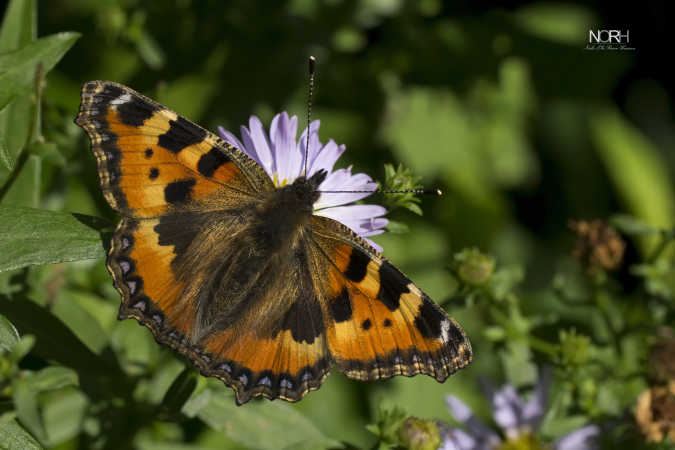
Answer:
(319, 188, 443, 196)
(304, 55, 316, 177)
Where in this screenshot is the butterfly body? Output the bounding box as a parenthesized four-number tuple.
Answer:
(75, 80, 472, 405)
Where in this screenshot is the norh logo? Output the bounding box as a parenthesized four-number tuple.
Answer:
(586, 29, 635, 50)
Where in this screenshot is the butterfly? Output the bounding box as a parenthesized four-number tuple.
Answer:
(75, 80, 472, 405)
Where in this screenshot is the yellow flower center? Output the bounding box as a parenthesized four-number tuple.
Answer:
(496, 432, 549, 450)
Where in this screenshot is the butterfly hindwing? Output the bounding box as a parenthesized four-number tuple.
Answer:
(75, 80, 273, 218)
(309, 216, 472, 381)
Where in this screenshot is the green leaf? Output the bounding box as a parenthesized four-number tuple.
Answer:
(0, 314, 19, 352)
(0, 0, 37, 182)
(160, 367, 199, 416)
(0, 136, 11, 171)
(8, 335, 34, 364)
(1, 154, 41, 207)
(610, 214, 659, 237)
(0, 416, 43, 450)
(0, 295, 129, 399)
(52, 292, 108, 354)
(41, 388, 87, 446)
(385, 220, 409, 234)
(12, 378, 47, 444)
(590, 107, 675, 252)
(514, 3, 595, 45)
(0, 0, 37, 53)
(26, 367, 79, 393)
(0, 207, 107, 273)
(0, 32, 80, 109)
(197, 386, 342, 450)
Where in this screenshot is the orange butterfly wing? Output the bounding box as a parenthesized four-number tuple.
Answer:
(309, 216, 472, 381)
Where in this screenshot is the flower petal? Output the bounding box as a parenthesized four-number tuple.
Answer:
(554, 425, 600, 450)
(440, 427, 479, 450)
(315, 205, 388, 248)
(297, 120, 321, 174)
(492, 385, 524, 437)
(310, 139, 345, 175)
(270, 112, 301, 184)
(242, 116, 274, 176)
(446, 395, 500, 443)
(363, 237, 383, 253)
(315, 169, 378, 209)
(217, 126, 245, 152)
(523, 366, 552, 428)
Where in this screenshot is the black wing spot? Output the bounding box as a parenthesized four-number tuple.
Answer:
(145, 148, 153, 158)
(383, 318, 392, 327)
(414, 295, 444, 339)
(279, 297, 325, 344)
(328, 288, 351, 322)
(344, 249, 369, 283)
(197, 147, 231, 177)
(100, 84, 124, 99)
(164, 179, 196, 204)
(377, 261, 410, 311)
(154, 211, 207, 259)
(362, 318, 372, 331)
(158, 116, 207, 153)
(117, 98, 159, 127)
(149, 167, 159, 179)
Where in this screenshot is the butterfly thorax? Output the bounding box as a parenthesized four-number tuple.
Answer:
(252, 170, 327, 251)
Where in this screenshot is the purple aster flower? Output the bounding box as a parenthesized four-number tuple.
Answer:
(442, 368, 600, 450)
(218, 112, 387, 251)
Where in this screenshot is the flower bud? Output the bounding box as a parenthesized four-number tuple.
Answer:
(456, 248, 495, 286)
(397, 417, 441, 450)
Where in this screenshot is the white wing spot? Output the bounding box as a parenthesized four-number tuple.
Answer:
(110, 93, 132, 107)
(280, 378, 293, 389)
(126, 280, 137, 294)
(258, 376, 272, 387)
(238, 373, 248, 386)
(132, 301, 146, 311)
(441, 319, 451, 343)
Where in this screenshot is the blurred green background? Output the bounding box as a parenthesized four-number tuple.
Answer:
(0, 0, 673, 449)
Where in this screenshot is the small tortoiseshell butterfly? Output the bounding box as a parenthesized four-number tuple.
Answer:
(75, 80, 472, 405)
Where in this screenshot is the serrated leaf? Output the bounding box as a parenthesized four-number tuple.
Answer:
(0, 314, 19, 352)
(0, 32, 80, 111)
(404, 203, 423, 216)
(0, 417, 43, 450)
(197, 388, 342, 450)
(0, 207, 107, 273)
